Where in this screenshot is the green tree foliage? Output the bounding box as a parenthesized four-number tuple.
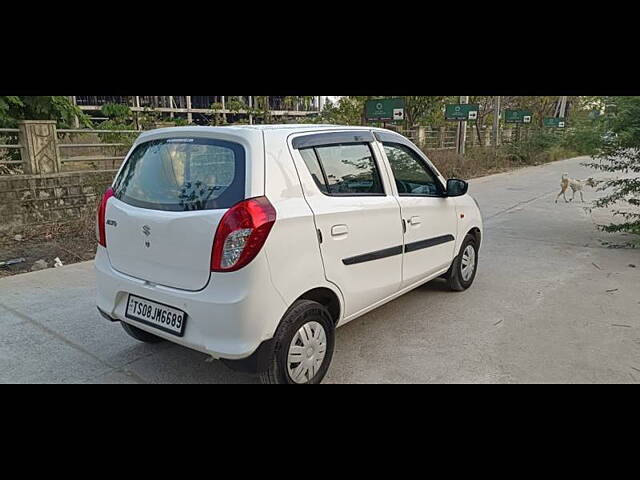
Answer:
(315, 97, 368, 125)
(98, 103, 138, 146)
(403, 96, 455, 127)
(0, 96, 91, 128)
(100, 103, 134, 129)
(314, 96, 466, 128)
(582, 96, 640, 242)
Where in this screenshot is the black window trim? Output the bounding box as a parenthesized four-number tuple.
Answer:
(292, 131, 375, 149)
(299, 141, 387, 197)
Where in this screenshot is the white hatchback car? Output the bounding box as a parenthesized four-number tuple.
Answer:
(95, 125, 482, 384)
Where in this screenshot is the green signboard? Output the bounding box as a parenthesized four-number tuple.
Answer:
(543, 117, 566, 128)
(365, 98, 405, 122)
(445, 104, 480, 121)
(504, 110, 533, 124)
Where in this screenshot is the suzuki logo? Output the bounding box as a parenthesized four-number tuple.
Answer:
(142, 225, 151, 236)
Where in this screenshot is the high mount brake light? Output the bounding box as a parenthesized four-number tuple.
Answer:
(211, 196, 276, 272)
(96, 188, 114, 247)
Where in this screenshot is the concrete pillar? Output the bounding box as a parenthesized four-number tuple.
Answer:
(18, 121, 60, 174)
(416, 126, 426, 148)
(186, 96, 192, 124)
(69, 96, 80, 128)
(221, 96, 227, 123)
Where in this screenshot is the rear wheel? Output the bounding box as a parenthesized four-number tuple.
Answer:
(445, 234, 478, 291)
(121, 322, 165, 343)
(260, 300, 335, 384)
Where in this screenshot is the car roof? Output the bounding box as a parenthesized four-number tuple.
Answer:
(137, 124, 390, 140)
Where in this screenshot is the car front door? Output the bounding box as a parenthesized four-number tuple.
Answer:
(289, 131, 404, 320)
(377, 137, 458, 287)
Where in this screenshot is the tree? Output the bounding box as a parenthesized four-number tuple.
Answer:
(0, 96, 90, 128)
(402, 96, 452, 127)
(315, 96, 368, 125)
(583, 96, 640, 243)
(312, 96, 455, 127)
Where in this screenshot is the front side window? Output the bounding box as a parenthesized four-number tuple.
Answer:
(113, 138, 245, 211)
(299, 143, 384, 195)
(383, 143, 442, 196)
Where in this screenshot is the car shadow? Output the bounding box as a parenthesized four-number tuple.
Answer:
(126, 278, 450, 384)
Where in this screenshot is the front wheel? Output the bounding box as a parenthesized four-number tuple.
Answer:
(260, 300, 335, 384)
(445, 234, 479, 291)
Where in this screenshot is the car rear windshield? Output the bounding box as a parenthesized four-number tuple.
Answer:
(113, 137, 245, 211)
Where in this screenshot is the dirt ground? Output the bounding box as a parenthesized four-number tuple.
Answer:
(0, 229, 97, 278)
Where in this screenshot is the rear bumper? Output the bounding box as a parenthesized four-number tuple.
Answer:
(95, 246, 287, 360)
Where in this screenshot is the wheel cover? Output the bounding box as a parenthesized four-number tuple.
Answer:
(460, 244, 476, 282)
(287, 321, 327, 384)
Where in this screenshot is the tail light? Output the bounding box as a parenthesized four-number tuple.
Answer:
(211, 196, 276, 272)
(96, 188, 114, 247)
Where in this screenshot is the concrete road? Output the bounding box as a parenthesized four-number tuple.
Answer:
(1, 156, 639, 383)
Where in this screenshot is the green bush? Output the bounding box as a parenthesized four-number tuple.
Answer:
(503, 128, 562, 164)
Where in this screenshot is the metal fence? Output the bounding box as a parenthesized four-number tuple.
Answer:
(0, 123, 141, 176)
(57, 128, 138, 171)
(396, 127, 459, 150)
(0, 128, 23, 173)
(1, 122, 571, 176)
(397, 124, 567, 151)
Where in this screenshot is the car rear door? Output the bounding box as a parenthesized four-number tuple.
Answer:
(289, 131, 403, 319)
(105, 135, 251, 291)
(375, 132, 457, 286)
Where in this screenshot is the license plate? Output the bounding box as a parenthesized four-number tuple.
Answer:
(125, 294, 187, 337)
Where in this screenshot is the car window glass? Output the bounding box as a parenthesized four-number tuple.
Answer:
(383, 143, 441, 196)
(313, 143, 383, 195)
(299, 148, 328, 194)
(113, 138, 244, 211)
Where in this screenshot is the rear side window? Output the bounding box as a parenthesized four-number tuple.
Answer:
(113, 138, 245, 211)
(299, 143, 384, 196)
(299, 148, 328, 194)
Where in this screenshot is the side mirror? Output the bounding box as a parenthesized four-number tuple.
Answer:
(446, 179, 468, 197)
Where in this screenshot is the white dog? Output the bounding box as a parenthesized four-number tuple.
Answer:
(555, 173, 593, 203)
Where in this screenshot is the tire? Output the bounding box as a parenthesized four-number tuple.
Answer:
(260, 300, 335, 385)
(445, 234, 478, 291)
(121, 322, 165, 343)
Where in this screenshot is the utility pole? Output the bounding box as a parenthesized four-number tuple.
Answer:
(456, 96, 469, 156)
(492, 96, 501, 148)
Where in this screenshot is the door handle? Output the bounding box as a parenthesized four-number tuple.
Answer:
(331, 224, 348, 236)
(408, 216, 421, 226)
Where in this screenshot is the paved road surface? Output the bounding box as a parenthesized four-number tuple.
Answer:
(1, 156, 639, 383)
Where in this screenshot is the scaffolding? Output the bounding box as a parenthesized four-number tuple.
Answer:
(71, 96, 323, 125)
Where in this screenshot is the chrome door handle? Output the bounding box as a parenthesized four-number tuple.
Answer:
(331, 224, 348, 236)
(408, 216, 421, 226)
